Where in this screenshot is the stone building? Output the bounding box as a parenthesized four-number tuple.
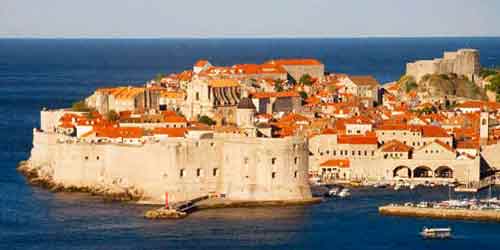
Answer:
(29, 122, 312, 204)
(406, 49, 481, 82)
(265, 59, 325, 83)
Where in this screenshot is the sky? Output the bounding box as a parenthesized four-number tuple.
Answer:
(1, 0, 499, 38)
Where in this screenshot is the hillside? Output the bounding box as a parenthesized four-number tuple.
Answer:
(398, 73, 487, 100)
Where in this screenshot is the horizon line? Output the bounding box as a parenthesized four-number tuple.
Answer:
(1, 35, 500, 40)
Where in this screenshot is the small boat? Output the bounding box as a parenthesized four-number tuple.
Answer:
(338, 188, 351, 198)
(420, 227, 452, 239)
(409, 183, 416, 190)
(373, 183, 388, 188)
(328, 187, 340, 197)
(394, 184, 401, 191)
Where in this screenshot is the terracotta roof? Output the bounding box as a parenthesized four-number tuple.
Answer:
(337, 134, 378, 145)
(163, 115, 187, 123)
(266, 59, 323, 66)
(208, 79, 240, 88)
(420, 125, 449, 138)
(194, 60, 210, 67)
(345, 115, 372, 125)
(320, 159, 350, 168)
(381, 140, 412, 152)
(91, 127, 144, 139)
(250, 91, 300, 99)
(433, 139, 455, 152)
(348, 75, 380, 87)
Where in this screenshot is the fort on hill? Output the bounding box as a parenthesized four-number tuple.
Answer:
(406, 49, 481, 83)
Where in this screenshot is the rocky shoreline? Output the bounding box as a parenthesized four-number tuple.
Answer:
(17, 160, 144, 202)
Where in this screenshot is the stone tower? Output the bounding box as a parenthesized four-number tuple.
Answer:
(480, 111, 489, 145)
(236, 97, 256, 136)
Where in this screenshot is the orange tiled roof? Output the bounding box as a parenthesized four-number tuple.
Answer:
(381, 140, 412, 152)
(320, 159, 350, 168)
(266, 58, 323, 66)
(337, 134, 378, 145)
(348, 75, 380, 87)
(92, 127, 144, 139)
(250, 91, 300, 99)
(208, 79, 240, 88)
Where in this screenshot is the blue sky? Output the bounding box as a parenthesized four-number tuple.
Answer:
(1, 0, 499, 38)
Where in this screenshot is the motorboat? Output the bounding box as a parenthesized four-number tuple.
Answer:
(420, 227, 452, 239)
(328, 187, 340, 197)
(338, 188, 351, 198)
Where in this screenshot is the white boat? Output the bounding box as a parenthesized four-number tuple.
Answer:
(420, 227, 452, 239)
(394, 184, 401, 191)
(328, 187, 340, 197)
(338, 188, 351, 198)
(409, 183, 416, 190)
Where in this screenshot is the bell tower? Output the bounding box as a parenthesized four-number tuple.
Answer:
(480, 110, 489, 145)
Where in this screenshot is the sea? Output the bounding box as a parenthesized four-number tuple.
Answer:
(1, 38, 500, 250)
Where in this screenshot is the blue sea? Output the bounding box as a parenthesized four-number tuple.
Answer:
(1, 38, 500, 250)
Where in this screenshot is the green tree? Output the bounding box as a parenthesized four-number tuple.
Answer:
(299, 74, 313, 86)
(71, 100, 90, 112)
(486, 74, 500, 101)
(274, 81, 284, 92)
(198, 115, 216, 126)
(106, 110, 120, 121)
(299, 91, 308, 100)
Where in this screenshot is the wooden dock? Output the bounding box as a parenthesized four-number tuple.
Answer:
(379, 205, 500, 222)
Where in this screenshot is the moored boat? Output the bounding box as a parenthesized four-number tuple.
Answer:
(420, 227, 452, 239)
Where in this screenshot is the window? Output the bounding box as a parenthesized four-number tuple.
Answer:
(84, 156, 89, 160)
(294, 171, 298, 178)
(272, 172, 277, 179)
(358, 150, 361, 156)
(326, 150, 330, 155)
(271, 157, 277, 165)
(371, 151, 374, 156)
(352, 151, 355, 156)
(294, 157, 298, 165)
(333, 150, 337, 156)
(96, 156, 100, 160)
(364, 150, 367, 156)
(180, 169, 186, 178)
(196, 168, 203, 177)
(195, 92, 199, 101)
(244, 157, 249, 165)
(212, 168, 219, 177)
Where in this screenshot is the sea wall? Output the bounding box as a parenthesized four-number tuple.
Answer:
(379, 205, 500, 222)
(25, 131, 312, 204)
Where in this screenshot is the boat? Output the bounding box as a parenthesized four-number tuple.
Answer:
(409, 183, 416, 190)
(420, 227, 452, 239)
(338, 188, 351, 198)
(373, 183, 388, 188)
(328, 187, 340, 197)
(394, 184, 401, 191)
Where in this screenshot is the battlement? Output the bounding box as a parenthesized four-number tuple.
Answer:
(406, 49, 480, 82)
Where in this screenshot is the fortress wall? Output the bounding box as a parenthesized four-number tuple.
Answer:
(405, 49, 480, 82)
(220, 136, 310, 201)
(31, 131, 311, 204)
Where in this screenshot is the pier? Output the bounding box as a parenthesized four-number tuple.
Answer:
(379, 205, 500, 222)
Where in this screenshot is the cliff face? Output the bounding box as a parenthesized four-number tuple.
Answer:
(417, 74, 486, 100)
(21, 130, 312, 204)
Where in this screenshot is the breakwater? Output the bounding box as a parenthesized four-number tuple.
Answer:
(379, 205, 500, 222)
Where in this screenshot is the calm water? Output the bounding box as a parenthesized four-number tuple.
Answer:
(1, 38, 500, 250)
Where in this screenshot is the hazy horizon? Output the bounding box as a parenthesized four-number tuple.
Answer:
(2, 0, 500, 38)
